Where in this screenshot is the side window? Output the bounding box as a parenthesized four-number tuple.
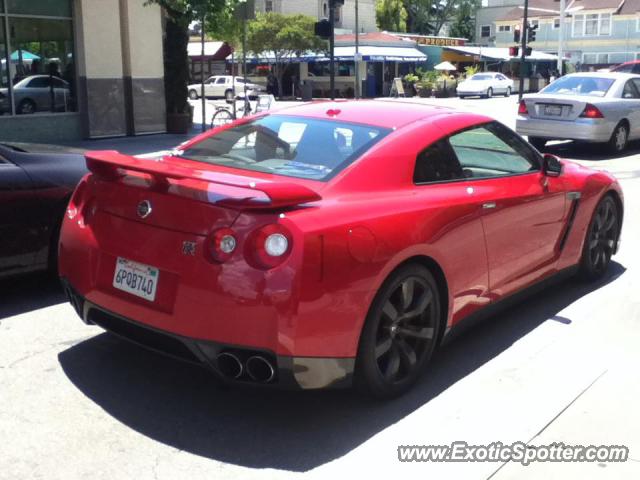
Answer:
(623, 80, 640, 99)
(448, 123, 539, 178)
(27, 77, 50, 88)
(414, 139, 464, 184)
(216, 77, 227, 84)
(632, 79, 640, 94)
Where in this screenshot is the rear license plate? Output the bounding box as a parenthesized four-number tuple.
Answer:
(112, 257, 159, 301)
(544, 105, 562, 116)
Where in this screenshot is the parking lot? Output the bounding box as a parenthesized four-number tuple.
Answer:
(2, 96, 639, 480)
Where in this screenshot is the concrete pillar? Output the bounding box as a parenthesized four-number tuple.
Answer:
(74, 0, 165, 138)
(119, 0, 166, 135)
(75, 0, 127, 137)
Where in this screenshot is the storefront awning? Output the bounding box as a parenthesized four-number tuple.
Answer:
(332, 46, 427, 62)
(229, 45, 427, 63)
(444, 46, 558, 61)
(188, 41, 233, 60)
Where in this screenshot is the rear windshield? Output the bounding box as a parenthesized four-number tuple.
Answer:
(178, 115, 390, 181)
(541, 76, 615, 97)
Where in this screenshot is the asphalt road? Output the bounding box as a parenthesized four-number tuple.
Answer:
(2, 97, 639, 480)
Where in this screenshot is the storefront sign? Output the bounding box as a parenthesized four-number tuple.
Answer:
(414, 37, 465, 47)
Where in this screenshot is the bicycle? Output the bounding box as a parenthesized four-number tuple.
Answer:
(210, 94, 274, 128)
(210, 96, 252, 128)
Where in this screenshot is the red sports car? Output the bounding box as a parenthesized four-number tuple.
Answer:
(59, 100, 623, 398)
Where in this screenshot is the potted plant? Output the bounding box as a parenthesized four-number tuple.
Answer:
(403, 73, 420, 97)
(417, 70, 439, 98)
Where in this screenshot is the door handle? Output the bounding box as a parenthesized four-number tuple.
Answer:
(482, 202, 497, 209)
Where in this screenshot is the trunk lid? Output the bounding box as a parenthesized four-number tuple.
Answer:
(523, 94, 590, 121)
(84, 150, 322, 236)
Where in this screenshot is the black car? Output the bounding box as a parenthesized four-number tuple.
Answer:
(0, 142, 87, 279)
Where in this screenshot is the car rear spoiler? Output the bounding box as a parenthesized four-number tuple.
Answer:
(85, 150, 322, 209)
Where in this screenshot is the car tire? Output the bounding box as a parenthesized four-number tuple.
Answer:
(485, 87, 493, 99)
(188, 89, 199, 100)
(225, 89, 234, 102)
(458, 95, 466, 99)
(608, 122, 628, 154)
(505, 87, 511, 97)
(528, 137, 547, 150)
(18, 99, 36, 114)
(355, 264, 441, 399)
(578, 195, 619, 282)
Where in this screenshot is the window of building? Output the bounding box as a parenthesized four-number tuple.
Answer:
(530, 19, 539, 28)
(0, 2, 76, 116)
(498, 25, 512, 32)
(265, 0, 274, 12)
(481, 25, 491, 37)
(573, 13, 612, 37)
(553, 18, 560, 29)
(582, 53, 610, 64)
(308, 61, 354, 77)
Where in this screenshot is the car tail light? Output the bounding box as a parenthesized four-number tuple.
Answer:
(206, 228, 237, 263)
(66, 176, 90, 219)
(518, 100, 528, 115)
(580, 103, 604, 119)
(249, 224, 292, 269)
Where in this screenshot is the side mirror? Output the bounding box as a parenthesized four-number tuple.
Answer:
(542, 153, 562, 177)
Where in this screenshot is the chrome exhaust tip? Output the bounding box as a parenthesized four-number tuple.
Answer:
(216, 352, 243, 379)
(246, 355, 275, 383)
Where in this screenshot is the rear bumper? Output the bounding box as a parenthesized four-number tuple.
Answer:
(62, 279, 354, 390)
(516, 116, 613, 142)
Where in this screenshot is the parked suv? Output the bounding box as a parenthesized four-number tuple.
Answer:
(188, 75, 264, 101)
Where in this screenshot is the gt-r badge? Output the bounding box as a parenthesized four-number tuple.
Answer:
(182, 241, 197, 256)
(137, 200, 152, 219)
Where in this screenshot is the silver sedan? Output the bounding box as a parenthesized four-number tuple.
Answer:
(516, 72, 640, 153)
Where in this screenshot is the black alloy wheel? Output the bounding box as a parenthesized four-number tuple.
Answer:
(580, 195, 619, 281)
(356, 264, 441, 398)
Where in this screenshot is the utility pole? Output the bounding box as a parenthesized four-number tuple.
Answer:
(557, 0, 565, 76)
(200, 12, 206, 132)
(329, 0, 335, 100)
(518, 0, 529, 102)
(355, 0, 360, 99)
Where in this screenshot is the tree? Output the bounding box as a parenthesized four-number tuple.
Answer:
(145, 0, 225, 122)
(449, 0, 479, 41)
(375, 0, 407, 32)
(401, 0, 464, 36)
(246, 13, 325, 98)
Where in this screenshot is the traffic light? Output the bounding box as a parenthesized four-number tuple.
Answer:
(525, 47, 533, 56)
(314, 19, 332, 39)
(509, 46, 519, 57)
(527, 23, 538, 42)
(513, 27, 521, 43)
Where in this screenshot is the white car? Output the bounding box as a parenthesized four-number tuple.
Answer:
(188, 75, 264, 101)
(457, 72, 514, 99)
(516, 72, 640, 153)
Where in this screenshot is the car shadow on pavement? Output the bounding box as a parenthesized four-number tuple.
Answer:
(544, 140, 640, 161)
(0, 273, 66, 321)
(58, 262, 625, 472)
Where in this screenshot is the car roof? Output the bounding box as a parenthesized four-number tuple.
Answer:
(564, 71, 639, 80)
(268, 99, 469, 130)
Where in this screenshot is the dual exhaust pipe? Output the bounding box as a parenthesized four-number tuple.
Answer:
(216, 352, 275, 383)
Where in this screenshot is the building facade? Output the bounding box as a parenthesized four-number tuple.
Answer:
(0, 0, 166, 142)
(254, 0, 378, 33)
(478, 0, 640, 68)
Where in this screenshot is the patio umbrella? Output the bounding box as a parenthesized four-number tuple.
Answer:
(10, 50, 40, 61)
(434, 61, 456, 71)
